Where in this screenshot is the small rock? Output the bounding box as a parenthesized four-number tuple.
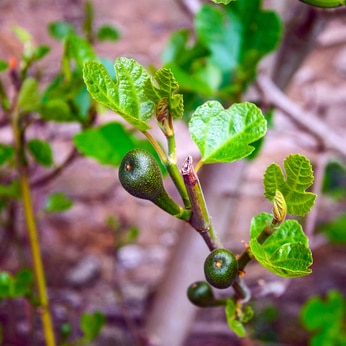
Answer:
(117, 244, 145, 269)
(66, 255, 101, 287)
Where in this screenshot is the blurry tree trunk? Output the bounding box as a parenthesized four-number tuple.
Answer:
(144, 1, 328, 345)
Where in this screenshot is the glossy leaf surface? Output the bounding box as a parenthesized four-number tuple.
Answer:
(264, 154, 316, 216)
(189, 101, 266, 163)
(250, 213, 312, 278)
(83, 58, 154, 131)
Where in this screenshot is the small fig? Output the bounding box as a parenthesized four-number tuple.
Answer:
(204, 248, 238, 289)
(119, 149, 182, 216)
(187, 281, 215, 307)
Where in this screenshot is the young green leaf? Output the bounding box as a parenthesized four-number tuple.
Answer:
(0, 272, 12, 298)
(0, 143, 14, 166)
(189, 101, 267, 164)
(80, 311, 105, 341)
(300, 290, 346, 345)
(44, 192, 73, 213)
(83, 58, 154, 131)
(18, 78, 41, 112)
(12, 25, 32, 44)
(64, 34, 96, 70)
(0, 269, 33, 298)
(225, 300, 246, 337)
(40, 99, 79, 122)
(249, 213, 313, 278)
(97, 25, 120, 41)
(13, 269, 34, 297)
(27, 139, 54, 167)
(263, 154, 316, 216)
(144, 67, 184, 118)
(48, 21, 76, 40)
(0, 181, 20, 199)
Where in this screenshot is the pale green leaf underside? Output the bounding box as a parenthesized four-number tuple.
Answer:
(189, 101, 267, 163)
(83, 58, 154, 131)
(249, 213, 312, 278)
(264, 154, 316, 216)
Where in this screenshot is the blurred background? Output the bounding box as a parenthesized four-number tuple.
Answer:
(0, 0, 346, 345)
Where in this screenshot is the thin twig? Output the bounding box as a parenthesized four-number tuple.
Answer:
(256, 74, 346, 158)
(30, 148, 79, 188)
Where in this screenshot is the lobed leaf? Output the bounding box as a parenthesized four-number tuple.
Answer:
(249, 213, 313, 278)
(83, 58, 154, 131)
(263, 154, 316, 216)
(189, 101, 266, 163)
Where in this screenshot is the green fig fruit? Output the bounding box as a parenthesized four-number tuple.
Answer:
(119, 149, 183, 216)
(204, 248, 238, 289)
(187, 281, 216, 307)
(299, 0, 345, 8)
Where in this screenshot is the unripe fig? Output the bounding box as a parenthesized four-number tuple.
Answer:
(204, 248, 238, 289)
(300, 0, 344, 8)
(187, 281, 215, 307)
(119, 149, 182, 216)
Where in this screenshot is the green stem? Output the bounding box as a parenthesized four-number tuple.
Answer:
(143, 130, 191, 209)
(236, 218, 277, 275)
(181, 156, 221, 251)
(154, 192, 191, 221)
(11, 105, 56, 346)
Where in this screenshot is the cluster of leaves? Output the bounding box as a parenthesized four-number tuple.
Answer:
(162, 0, 282, 113)
(300, 290, 346, 345)
(0, 269, 33, 302)
(0, 1, 122, 213)
(0, 2, 119, 344)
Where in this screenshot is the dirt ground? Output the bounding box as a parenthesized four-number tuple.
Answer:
(0, 1, 346, 345)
